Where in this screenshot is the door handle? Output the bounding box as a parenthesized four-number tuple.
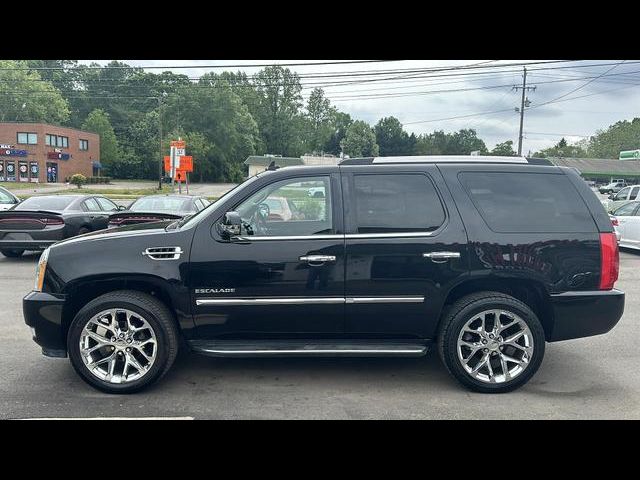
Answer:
(299, 255, 336, 265)
(423, 251, 460, 263)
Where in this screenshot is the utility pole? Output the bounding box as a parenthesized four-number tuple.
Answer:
(513, 67, 536, 156)
(157, 96, 163, 190)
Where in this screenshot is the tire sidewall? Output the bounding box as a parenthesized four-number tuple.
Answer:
(442, 297, 545, 393)
(68, 297, 171, 394)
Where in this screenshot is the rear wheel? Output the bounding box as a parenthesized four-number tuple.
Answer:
(67, 290, 179, 394)
(1, 249, 24, 258)
(438, 291, 545, 393)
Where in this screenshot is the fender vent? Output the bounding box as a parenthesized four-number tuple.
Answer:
(142, 246, 184, 260)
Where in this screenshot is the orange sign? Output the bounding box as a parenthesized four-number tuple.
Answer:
(164, 156, 171, 172)
(178, 156, 193, 173)
(170, 140, 185, 149)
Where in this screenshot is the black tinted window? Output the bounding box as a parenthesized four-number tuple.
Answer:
(353, 174, 445, 233)
(460, 172, 596, 233)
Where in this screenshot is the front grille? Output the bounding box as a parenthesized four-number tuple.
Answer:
(142, 246, 184, 260)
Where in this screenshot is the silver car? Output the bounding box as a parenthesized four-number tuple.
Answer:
(0, 187, 20, 211)
(610, 201, 640, 249)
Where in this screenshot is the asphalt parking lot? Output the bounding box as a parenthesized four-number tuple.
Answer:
(1, 251, 639, 419)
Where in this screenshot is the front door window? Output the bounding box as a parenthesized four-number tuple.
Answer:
(235, 177, 333, 237)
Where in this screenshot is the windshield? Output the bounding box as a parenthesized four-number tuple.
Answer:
(130, 196, 194, 213)
(15, 196, 75, 211)
(0, 189, 16, 203)
(176, 175, 261, 228)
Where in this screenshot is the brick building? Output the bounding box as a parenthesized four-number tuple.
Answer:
(0, 123, 100, 184)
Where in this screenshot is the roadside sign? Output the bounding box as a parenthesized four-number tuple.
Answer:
(178, 156, 193, 173)
(619, 150, 640, 160)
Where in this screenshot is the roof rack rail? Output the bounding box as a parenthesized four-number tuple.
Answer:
(339, 155, 552, 166)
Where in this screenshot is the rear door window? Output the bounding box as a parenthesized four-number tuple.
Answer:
(352, 174, 445, 233)
(82, 198, 101, 212)
(459, 172, 596, 233)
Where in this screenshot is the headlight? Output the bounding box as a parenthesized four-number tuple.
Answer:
(34, 247, 50, 292)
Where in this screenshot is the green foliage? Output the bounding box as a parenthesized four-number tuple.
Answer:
(341, 120, 380, 157)
(0, 60, 69, 123)
(81, 109, 119, 176)
(586, 118, 640, 158)
(374, 116, 416, 156)
(294, 197, 323, 220)
(415, 128, 488, 155)
(70, 174, 87, 188)
(491, 140, 516, 156)
(533, 137, 589, 158)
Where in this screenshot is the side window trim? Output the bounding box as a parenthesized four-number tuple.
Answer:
(343, 170, 448, 238)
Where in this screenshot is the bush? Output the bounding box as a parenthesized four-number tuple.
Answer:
(87, 176, 112, 184)
(70, 174, 87, 189)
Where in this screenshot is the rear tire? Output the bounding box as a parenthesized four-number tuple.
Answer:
(67, 290, 179, 394)
(438, 291, 545, 393)
(1, 249, 24, 258)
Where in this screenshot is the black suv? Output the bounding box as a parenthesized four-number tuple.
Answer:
(22, 156, 624, 394)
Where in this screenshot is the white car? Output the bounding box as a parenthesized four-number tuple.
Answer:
(610, 201, 640, 249)
(0, 187, 19, 211)
(307, 186, 325, 198)
(602, 185, 640, 213)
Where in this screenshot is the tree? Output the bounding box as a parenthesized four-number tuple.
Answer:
(304, 88, 336, 154)
(491, 140, 516, 156)
(0, 60, 70, 123)
(534, 137, 588, 158)
(449, 129, 488, 155)
(587, 118, 640, 158)
(324, 111, 353, 155)
(252, 66, 304, 156)
(374, 116, 413, 156)
(341, 120, 379, 157)
(81, 109, 119, 176)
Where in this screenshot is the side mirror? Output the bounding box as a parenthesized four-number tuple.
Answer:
(117, 205, 127, 211)
(219, 211, 242, 238)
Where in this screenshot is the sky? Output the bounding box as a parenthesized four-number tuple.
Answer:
(81, 60, 640, 153)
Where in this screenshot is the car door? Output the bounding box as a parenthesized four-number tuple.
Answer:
(82, 197, 110, 230)
(613, 202, 638, 243)
(189, 172, 345, 337)
(340, 165, 468, 338)
(609, 186, 631, 211)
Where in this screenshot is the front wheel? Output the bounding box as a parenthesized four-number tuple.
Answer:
(67, 290, 179, 394)
(438, 292, 545, 393)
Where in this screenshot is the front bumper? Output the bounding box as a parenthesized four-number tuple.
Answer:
(548, 289, 625, 342)
(23, 291, 68, 357)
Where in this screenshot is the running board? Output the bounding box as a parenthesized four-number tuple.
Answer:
(188, 340, 430, 358)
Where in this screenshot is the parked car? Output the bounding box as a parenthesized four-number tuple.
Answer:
(0, 194, 121, 258)
(610, 201, 640, 249)
(599, 180, 627, 194)
(602, 185, 640, 213)
(108, 194, 210, 228)
(0, 186, 20, 211)
(23, 155, 624, 394)
(307, 186, 326, 198)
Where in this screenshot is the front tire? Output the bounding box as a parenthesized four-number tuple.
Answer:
(67, 290, 179, 394)
(438, 292, 545, 393)
(1, 249, 24, 258)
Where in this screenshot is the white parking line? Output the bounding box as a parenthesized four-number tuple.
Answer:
(14, 416, 194, 420)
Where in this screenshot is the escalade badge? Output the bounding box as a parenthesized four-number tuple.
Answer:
(195, 288, 236, 294)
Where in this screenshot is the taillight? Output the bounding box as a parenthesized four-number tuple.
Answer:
(599, 232, 619, 290)
(41, 217, 63, 225)
(611, 217, 619, 227)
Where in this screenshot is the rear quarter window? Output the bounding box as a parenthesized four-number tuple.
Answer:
(459, 171, 596, 233)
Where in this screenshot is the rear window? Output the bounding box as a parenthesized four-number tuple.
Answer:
(353, 173, 446, 233)
(130, 197, 194, 213)
(15, 196, 75, 211)
(459, 172, 596, 233)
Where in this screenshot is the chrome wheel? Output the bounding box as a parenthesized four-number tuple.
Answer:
(457, 309, 534, 384)
(79, 308, 158, 384)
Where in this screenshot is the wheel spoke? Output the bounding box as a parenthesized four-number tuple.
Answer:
(126, 353, 145, 373)
(500, 353, 523, 365)
(499, 354, 510, 380)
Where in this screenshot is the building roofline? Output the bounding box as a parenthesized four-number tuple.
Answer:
(0, 122, 99, 136)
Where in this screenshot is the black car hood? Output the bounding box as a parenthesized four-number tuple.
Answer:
(52, 220, 175, 249)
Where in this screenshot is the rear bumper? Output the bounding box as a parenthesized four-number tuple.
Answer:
(0, 240, 58, 250)
(23, 291, 68, 357)
(548, 289, 625, 342)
